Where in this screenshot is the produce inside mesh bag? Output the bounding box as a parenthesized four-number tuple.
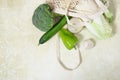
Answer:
(46, 0, 113, 39)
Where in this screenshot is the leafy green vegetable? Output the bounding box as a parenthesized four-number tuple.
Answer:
(59, 29, 78, 50)
(101, 0, 107, 4)
(100, 0, 113, 23)
(85, 15, 112, 39)
(104, 10, 113, 23)
(32, 4, 54, 32)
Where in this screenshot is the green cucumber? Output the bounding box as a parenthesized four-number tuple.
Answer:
(39, 16, 70, 44)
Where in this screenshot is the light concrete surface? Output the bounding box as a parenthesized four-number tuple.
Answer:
(0, 0, 120, 80)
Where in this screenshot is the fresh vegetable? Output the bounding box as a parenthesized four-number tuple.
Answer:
(67, 18, 84, 33)
(32, 4, 54, 32)
(99, 0, 113, 22)
(85, 15, 112, 39)
(104, 9, 113, 23)
(82, 39, 95, 49)
(59, 29, 78, 50)
(95, 0, 113, 23)
(39, 16, 71, 44)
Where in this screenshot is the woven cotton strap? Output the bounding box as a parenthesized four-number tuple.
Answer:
(56, 34, 82, 71)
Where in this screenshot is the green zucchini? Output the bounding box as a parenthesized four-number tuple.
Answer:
(39, 16, 70, 44)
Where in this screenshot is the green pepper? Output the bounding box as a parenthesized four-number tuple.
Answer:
(59, 29, 78, 50)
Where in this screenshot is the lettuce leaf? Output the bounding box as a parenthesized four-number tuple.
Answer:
(85, 15, 113, 39)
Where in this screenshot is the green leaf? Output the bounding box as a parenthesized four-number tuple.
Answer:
(104, 10, 113, 23)
(85, 15, 113, 39)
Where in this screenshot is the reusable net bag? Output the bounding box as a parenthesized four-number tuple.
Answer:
(47, 0, 110, 21)
(46, 0, 112, 70)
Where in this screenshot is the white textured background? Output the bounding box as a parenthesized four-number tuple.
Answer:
(0, 0, 120, 80)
